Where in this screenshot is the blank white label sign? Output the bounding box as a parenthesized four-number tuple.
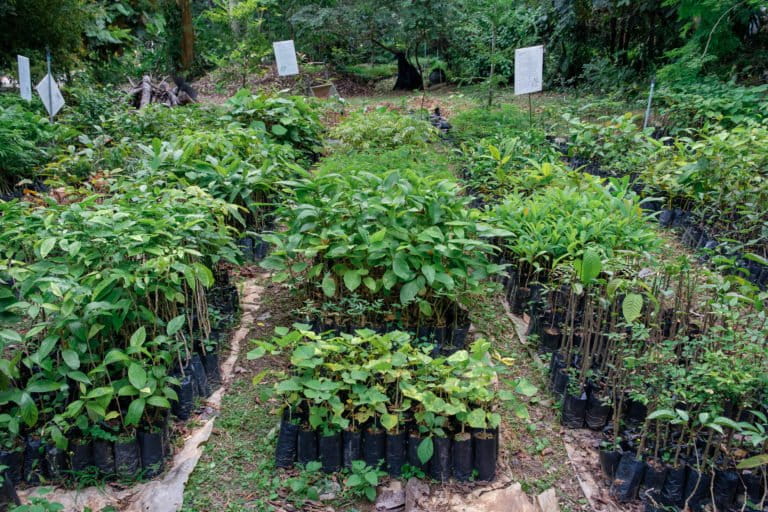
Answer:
(36, 74, 65, 117)
(17, 55, 31, 101)
(514, 45, 544, 95)
(273, 40, 299, 76)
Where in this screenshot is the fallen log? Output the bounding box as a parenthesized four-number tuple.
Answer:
(127, 75, 197, 109)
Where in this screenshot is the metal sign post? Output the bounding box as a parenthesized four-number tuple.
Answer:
(643, 78, 656, 130)
(46, 48, 53, 123)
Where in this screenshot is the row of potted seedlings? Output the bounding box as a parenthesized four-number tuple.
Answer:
(249, 330, 537, 483)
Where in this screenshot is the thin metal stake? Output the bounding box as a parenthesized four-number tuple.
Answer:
(528, 93, 533, 126)
(46, 47, 53, 123)
(643, 78, 655, 130)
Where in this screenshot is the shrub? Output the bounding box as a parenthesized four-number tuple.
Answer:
(329, 109, 437, 151)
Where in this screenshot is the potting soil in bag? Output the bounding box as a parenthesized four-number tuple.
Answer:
(44, 445, 66, 480)
(362, 429, 385, 469)
(93, 440, 115, 476)
(683, 467, 711, 512)
(297, 428, 318, 465)
(138, 431, 164, 478)
(599, 449, 621, 480)
(191, 354, 211, 398)
(639, 460, 667, 503)
(0, 471, 20, 507)
(172, 374, 196, 420)
(202, 352, 222, 389)
(429, 436, 451, 482)
(385, 432, 406, 477)
(275, 420, 299, 468)
(342, 430, 361, 469)
(407, 433, 427, 471)
(473, 432, 496, 481)
(22, 438, 42, 484)
(561, 391, 588, 429)
(452, 434, 473, 482)
(611, 452, 646, 502)
(661, 465, 686, 507)
(585, 394, 612, 430)
(70, 440, 94, 472)
(319, 433, 342, 473)
(114, 439, 140, 478)
(0, 450, 22, 485)
(713, 469, 739, 510)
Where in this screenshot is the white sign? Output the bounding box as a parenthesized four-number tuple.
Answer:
(514, 45, 544, 95)
(36, 74, 65, 118)
(273, 40, 299, 76)
(17, 55, 31, 101)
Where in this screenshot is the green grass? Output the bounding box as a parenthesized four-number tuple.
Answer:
(340, 63, 398, 82)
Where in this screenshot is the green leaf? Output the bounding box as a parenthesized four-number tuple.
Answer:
(514, 378, 538, 397)
(343, 270, 361, 292)
(622, 293, 643, 323)
(466, 408, 487, 429)
(130, 327, 146, 348)
(0, 329, 22, 344)
(393, 252, 411, 280)
(417, 437, 433, 464)
(380, 413, 398, 431)
(128, 363, 147, 390)
(736, 454, 768, 469)
(61, 349, 80, 370)
(399, 279, 421, 304)
(421, 264, 436, 285)
(19, 392, 38, 427)
(167, 315, 186, 336)
(579, 250, 602, 284)
(321, 273, 336, 297)
(147, 396, 171, 408)
(125, 398, 145, 426)
(40, 237, 57, 258)
(271, 124, 288, 136)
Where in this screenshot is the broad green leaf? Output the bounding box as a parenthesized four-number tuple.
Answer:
(167, 315, 186, 336)
(736, 454, 768, 469)
(421, 264, 436, 284)
(40, 238, 57, 258)
(61, 349, 80, 370)
(514, 378, 538, 397)
(579, 250, 602, 284)
(125, 398, 146, 426)
(322, 273, 336, 297)
(399, 279, 421, 304)
(343, 270, 361, 292)
(466, 408, 487, 429)
(128, 363, 148, 390)
(622, 293, 643, 323)
(417, 437, 433, 464)
(393, 252, 411, 280)
(130, 327, 146, 348)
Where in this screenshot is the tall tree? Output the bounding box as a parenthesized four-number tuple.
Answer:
(178, 0, 194, 70)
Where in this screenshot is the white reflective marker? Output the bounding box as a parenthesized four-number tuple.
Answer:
(17, 55, 31, 101)
(514, 45, 544, 96)
(36, 74, 65, 118)
(273, 40, 299, 77)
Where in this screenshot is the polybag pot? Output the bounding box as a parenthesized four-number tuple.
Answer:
(511, 287, 531, 315)
(713, 469, 739, 510)
(473, 432, 496, 481)
(452, 433, 473, 482)
(362, 429, 385, 469)
(275, 420, 299, 468)
(191, 354, 211, 398)
(660, 464, 686, 507)
(70, 439, 94, 473)
(385, 431, 407, 477)
(539, 327, 561, 353)
(297, 428, 318, 465)
(44, 445, 66, 481)
(0, 471, 20, 507)
(407, 433, 427, 471)
(640, 460, 667, 503)
(172, 373, 196, 420)
(585, 394, 611, 430)
(561, 391, 588, 429)
(451, 326, 470, 348)
(624, 399, 647, 424)
(114, 439, 140, 479)
(611, 452, 646, 502)
(202, 352, 222, 389)
(429, 436, 452, 482)
(93, 440, 115, 476)
(23, 437, 43, 484)
(319, 432, 342, 474)
(342, 430, 361, 469)
(0, 449, 22, 485)
(659, 209, 675, 227)
(138, 431, 164, 478)
(552, 368, 570, 398)
(742, 470, 765, 506)
(683, 467, 711, 512)
(598, 449, 621, 480)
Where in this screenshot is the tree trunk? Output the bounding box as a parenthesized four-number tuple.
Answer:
(393, 51, 422, 91)
(179, 0, 194, 71)
(487, 23, 496, 108)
